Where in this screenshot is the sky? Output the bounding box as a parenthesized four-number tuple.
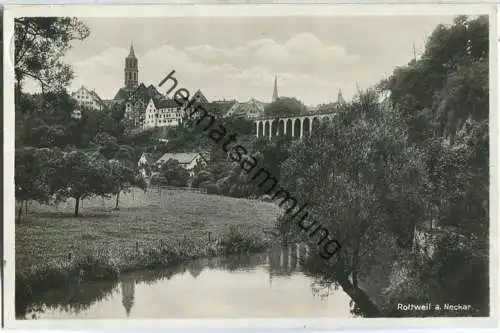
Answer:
(27, 15, 456, 106)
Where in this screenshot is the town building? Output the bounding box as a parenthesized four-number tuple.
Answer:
(144, 97, 183, 129)
(225, 98, 266, 119)
(154, 152, 209, 177)
(223, 77, 279, 119)
(121, 83, 165, 127)
(111, 43, 209, 129)
(138, 151, 210, 179)
(71, 85, 106, 111)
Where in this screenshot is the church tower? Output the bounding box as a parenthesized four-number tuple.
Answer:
(124, 43, 138, 90)
(121, 276, 135, 317)
(272, 76, 279, 102)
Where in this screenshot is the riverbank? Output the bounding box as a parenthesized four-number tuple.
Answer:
(16, 189, 281, 315)
(25, 249, 355, 319)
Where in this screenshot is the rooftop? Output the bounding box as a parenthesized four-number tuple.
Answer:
(155, 152, 201, 165)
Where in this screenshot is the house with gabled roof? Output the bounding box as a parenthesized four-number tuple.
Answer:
(72, 85, 107, 111)
(117, 83, 166, 127)
(154, 152, 209, 177)
(225, 98, 265, 119)
(143, 97, 184, 129)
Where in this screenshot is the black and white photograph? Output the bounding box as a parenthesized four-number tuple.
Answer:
(2, 3, 496, 328)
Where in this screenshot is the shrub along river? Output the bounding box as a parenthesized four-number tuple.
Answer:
(23, 244, 355, 319)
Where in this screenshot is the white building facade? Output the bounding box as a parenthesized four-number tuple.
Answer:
(143, 98, 184, 129)
(72, 85, 105, 111)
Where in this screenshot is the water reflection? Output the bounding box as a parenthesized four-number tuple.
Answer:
(23, 279, 119, 319)
(24, 244, 351, 319)
(121, 276, 135, 317)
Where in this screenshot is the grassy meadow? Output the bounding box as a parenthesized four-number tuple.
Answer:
(15, 188, 281, 315)
(16, 188, 281, 272)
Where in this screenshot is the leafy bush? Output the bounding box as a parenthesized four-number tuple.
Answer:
(169, 179, 181, 187)
(150, 175, 169, 186)
(204, 183, 220, 195)
(74, 251, 120, 281)
(218, 225, 268, 255)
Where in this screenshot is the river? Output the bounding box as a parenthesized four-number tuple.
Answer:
(25, 245, 354, 319)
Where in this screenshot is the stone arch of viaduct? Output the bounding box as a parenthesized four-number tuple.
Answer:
(254, 113, 335, 139)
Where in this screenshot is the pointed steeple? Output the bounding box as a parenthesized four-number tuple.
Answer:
(356, 81, 362, 94)
(337, 88, 345, 104)
(121, 277, 135, 317)
(124, 43, 139, 90)
(272, 76, 278, 102)
(128, 43, 136, 58)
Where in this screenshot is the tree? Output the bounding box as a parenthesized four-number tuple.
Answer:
(159, 159, 190, 187)
(263, 97, 307, 118)
(433, 59, 488, 141)
(15, 147, 64, 223)
(370, 15, 489, 316)
(316, 102, 339, 114)
(15, 17, 89, 92)
(150, 175, 169, 187)
(279, 90, 429, 316)
(93, 132, 119, 160)
(382, 15, 488, 241)
(225, 115, 254, 135)
(109, 160, 147, 210)
(55, 151, 115, 217)
(80, 110, 122, 145)
(191, 170, 213, 188)
(112, 144, 137, 164)
(382, 15, 488, 144)
(111, 102, 126, 122)
(253, 135, 291, 182)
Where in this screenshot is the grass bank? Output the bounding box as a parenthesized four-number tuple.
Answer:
(16, 189, 281, 315)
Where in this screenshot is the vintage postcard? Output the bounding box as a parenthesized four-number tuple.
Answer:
(2, 3, 498, 330)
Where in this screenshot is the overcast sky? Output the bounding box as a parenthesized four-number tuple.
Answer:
(29, 16, 457, 105)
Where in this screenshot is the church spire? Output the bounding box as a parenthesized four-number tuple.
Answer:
(128, 43, 136, 58)
(272, 76, 278, 102)
(124, 43, 138, 90)
(121, 277, 135, 317)
(356, 81, 362, 94)
(337, 88, 345, 104)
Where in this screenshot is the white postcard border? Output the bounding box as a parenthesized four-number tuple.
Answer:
(2, 3, 499, 330)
